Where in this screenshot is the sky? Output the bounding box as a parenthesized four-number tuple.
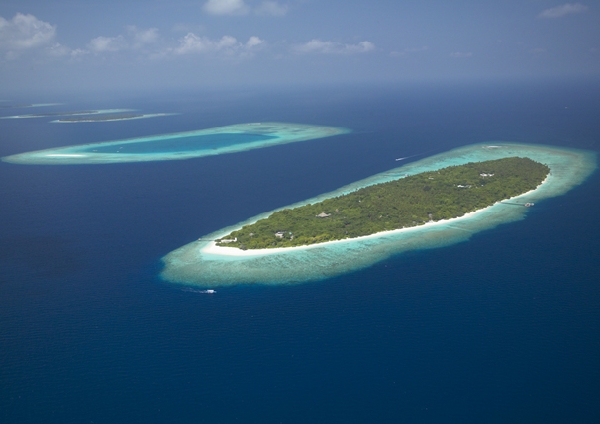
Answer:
(0, 0, 599, 95)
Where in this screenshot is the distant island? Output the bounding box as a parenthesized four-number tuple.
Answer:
(56, 114, 144, 122)
(30, 111, 98, 117)
(0, 104, 33, 109)
(3, 122, 348, 164)
(1, 108, 134, 120)
(0, 103, 61, 109)
(216, 157, 549, 250)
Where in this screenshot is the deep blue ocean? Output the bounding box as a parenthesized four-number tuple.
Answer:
(1, 81, 599, 423)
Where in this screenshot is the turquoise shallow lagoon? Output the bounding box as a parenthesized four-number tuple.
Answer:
(161, 142, 596, 287)
(1, 109, 174, 123)
(51, 113, 174, 123)
(83, 132, 276, 153)
(2, 122, 348, 165)
(0, 108, 132, 119)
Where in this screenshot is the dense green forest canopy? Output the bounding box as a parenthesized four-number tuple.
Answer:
(216, 157, 549, 250)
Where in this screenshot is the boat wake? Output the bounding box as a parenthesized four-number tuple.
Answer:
(182, 288, 216, 294)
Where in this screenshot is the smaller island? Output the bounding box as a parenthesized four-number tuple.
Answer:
(0, 104, 34, 109)
(160, 142, 596, 287)
(1, 108, 133, 120)
(55, 113, 144, 122)
(2, 122, 349, 165)
(0, 103, 61, 109)
(29, 111, 98, 117)
(216, 157, 549, 250)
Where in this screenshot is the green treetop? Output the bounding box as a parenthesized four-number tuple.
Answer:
(216, 157, 549, 250)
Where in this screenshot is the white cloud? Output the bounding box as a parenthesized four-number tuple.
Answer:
(538, 3, 588, 19)
(86, 28, 158, 54)
(88, 35, 127, 53)
(203, 0, 287, 17)
(450, 51, 473, 58)
(128, 26, 159, 44)
(0, 13, 56, 50)
(295, 40, 375, 54)
(173, 33, 262, 55)
(255, 1, 288, 16)
(46, 42, 69, 56)
(246, 36, 264, 48)
(46, 42, 88, 58)
(174, 33, 236, 54)
(204, 0, 249, 15)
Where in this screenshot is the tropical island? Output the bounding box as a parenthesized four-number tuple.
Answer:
(56, 113, 144, 122)
(216, 157, 549, 250)
(30, 110, 98, 117)
(2, 122, 348, 165)
(0, 103, 60, 109)
(160, 143, 595, 287)
(1, 108, 133, 120)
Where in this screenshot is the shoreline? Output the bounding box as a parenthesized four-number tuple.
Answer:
(51, 113, 174, 123)
(2, 122, 349, 165)
(202, 177, 547, 258)
(160, 142, 596, 287)
(1, 108, 133, 119)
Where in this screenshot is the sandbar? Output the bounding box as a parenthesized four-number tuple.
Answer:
(1, 109, 132, 119)
(0, 103, 62, 110)
(160, 142, 596, 287)
(51, 113, 175, 123)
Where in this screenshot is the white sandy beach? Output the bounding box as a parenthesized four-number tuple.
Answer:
(202, 177, 548, 258)
(51, 113, 174, 123)
(161, 142, 596, 287)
